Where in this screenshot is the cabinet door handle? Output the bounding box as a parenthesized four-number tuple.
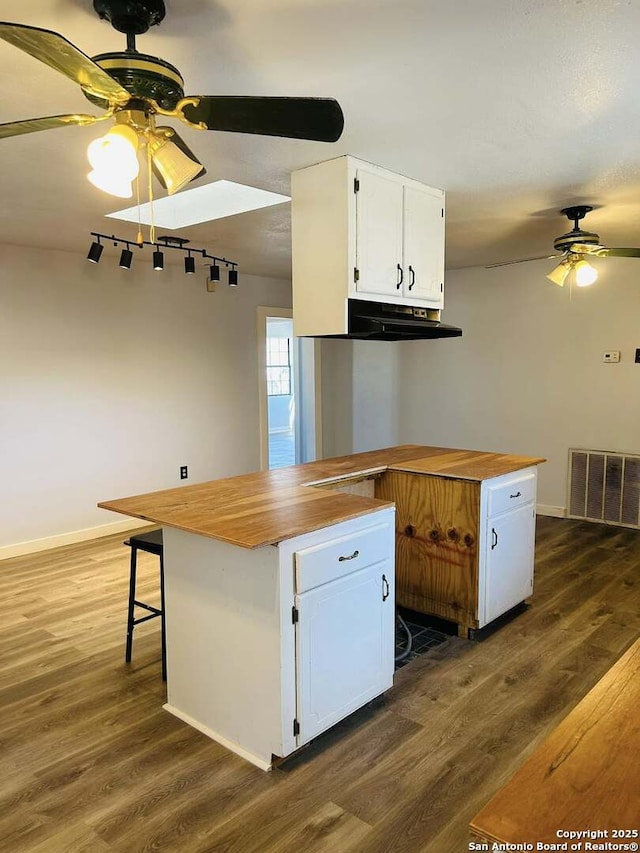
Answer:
(382, 573, 390, 601)
(510, 491, 522, 499)
(396, 264, 404, 290)
(491, 528, 498, 550)
(408, 265, 415, 290)
(338, 549, 359, 562)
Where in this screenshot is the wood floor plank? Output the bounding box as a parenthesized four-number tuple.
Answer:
(0, 517, 638, 852)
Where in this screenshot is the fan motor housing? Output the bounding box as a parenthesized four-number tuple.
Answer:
(84, 51, 185, 110)
(554, 228, 601, 252)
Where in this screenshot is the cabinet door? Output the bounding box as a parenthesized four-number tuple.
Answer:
(295, 562, 394, 745)
(403, 184, 445, 305)
(485, 504, 535, 625)
(355, 169, 404, 297)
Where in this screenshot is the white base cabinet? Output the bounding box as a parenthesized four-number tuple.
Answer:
(162, 507, 395, 770)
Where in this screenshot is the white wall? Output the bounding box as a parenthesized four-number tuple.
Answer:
(0, 243, 291, 553)
(320, 339, 400, 458)
(397, 259, 640, 512)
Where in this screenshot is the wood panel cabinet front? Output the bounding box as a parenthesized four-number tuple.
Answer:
(376, 471, 480, 629)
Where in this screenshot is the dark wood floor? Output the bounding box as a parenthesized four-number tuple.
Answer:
(1, 517, 638, 852)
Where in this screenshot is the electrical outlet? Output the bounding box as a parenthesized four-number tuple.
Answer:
(602, 351, 621, 363)
(180, 465, 188, 480)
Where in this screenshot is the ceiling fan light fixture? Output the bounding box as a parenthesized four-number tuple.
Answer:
(148, 133, 204, 195)
(546, 259, 571, 287)
(87, 124, 139, 197)
(87, 169, 135, 198)
(574, 258, 598, 287)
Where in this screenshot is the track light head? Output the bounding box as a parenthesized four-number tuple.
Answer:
(87, 240, 104, 263)
(228, 268, 238, 287)
(119, 247, 133, 269)
(153, 249, 164, 271)
(210, 264, 220, 282)
(184, 254, 196, 274)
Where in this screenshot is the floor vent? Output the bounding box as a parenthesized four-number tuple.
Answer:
(568, 448, 640, 528)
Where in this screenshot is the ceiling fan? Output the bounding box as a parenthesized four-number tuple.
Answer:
(487, 205, 640, 287)
(0, 0, 345, 198)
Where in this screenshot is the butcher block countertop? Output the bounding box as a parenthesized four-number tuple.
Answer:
(470, 637, 640, 845)
(99, 445, 545, 549)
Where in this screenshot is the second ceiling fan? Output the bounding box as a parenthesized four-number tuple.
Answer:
(488, 206, 640, 287)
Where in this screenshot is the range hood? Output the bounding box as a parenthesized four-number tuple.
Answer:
(315, 299, 463, 341)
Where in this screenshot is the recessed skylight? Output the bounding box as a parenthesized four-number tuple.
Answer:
(106, 180, 290, 229)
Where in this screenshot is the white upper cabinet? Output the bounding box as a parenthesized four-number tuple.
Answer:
(403, 183, 445, 304)
(355, 169, 405, 298)
(292, 155, 446, 337)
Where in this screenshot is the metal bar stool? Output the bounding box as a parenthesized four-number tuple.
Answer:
(124, 528, 166, 681)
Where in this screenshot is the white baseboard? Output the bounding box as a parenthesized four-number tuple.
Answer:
(0, 517, 154, 561)
(163, 703, 272, 771)
(536, 504, 566, 518)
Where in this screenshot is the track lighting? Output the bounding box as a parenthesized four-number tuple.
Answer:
(87, 239, 103, 264)
(153, 248, 164, 271)
(86, 232, 236, 289)
(119, 246, 133, 269)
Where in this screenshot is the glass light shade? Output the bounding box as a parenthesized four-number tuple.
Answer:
(148, 135, 203, 195)
(87, 125, 139, 197)
(546, 260, 571, 286)
(87, 169, 134, 198)
(574, 259, 598, 287)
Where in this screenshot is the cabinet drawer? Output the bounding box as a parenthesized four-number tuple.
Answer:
(487, 473, 536, 517)
(295, 522, 391, 593)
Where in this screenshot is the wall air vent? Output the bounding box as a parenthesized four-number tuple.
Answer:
(568, 449, 640, 528)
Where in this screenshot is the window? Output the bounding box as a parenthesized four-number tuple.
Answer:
(266, 337, 291, 396)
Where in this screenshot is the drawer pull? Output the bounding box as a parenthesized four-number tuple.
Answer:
(510, 491, 522, 499)
(491, 528, 498, 550)
(338, 549, 360, 562)
(382, 573, 390, 601)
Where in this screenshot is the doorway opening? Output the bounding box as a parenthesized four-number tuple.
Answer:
(257, 308, 322, 470)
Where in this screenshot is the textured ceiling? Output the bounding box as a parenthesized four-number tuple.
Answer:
(2, 0, 640, 279)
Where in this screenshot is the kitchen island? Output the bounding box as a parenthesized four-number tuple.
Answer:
(99, 445, 544, 768)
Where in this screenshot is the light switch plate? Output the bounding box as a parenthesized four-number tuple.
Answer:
(603, 351, 621, 363)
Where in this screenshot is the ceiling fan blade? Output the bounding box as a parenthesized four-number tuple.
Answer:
(179, 96, 344, 142)
(0, 22, 130, 105)
(484, 254, 559, 269)
(150, 128, 206, 195)
(581, 246, 640, 258)
(0, 113, 104, 139)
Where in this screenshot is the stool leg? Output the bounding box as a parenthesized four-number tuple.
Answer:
(125, 545, 137, 664)
(159, 552, 167, 682)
